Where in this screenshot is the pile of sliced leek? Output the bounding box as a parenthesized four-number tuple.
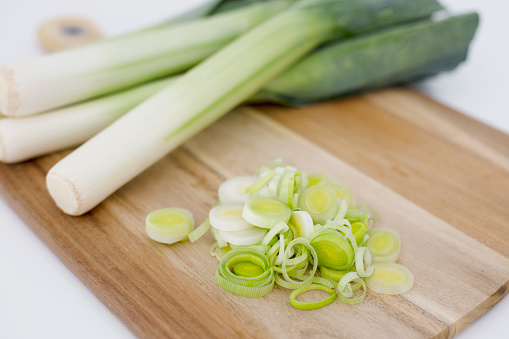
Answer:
(146, 159, 414, 309)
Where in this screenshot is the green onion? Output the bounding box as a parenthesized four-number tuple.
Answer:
(0, 1, 294, 117)
(243, 197, 291, 229)
(289, 284, 336, 310)
(145, 207, 194, 244)
(366, 228, 401, 263)
(365, 263, 414, 295)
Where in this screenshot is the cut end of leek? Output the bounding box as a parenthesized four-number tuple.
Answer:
(145, 207, 195, 244)
(46, 172, 82, 216)
(0, 66, 19, 117)
(366, 263, 414, 295)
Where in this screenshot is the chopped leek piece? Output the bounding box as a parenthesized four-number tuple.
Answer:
(209, 203, 253, 231)
(261, 221, 289, 246)
(246, 170, 275, 195)
(319, 266, 350, 282)
(243, 197, 291, 229)
(188, 218, 212, 243)
(327, 180, 355, 206)
(351, 222, 369, 246)
(366, 263, 414, 295)
(219, 226, 268, 245)
(215, 249, 275, 297)
(288, 211, 314, 239)
(333, 199, 349, 222)
(233, 261, 266, 277)
(355, 247, 374, 278)
(211, 227, 229, 248)
(336, 272, 367, 304)
(310, 233, 354, 271)
(289, 284, 336, 310)
(218, 175, 258, 204)
(299, 185, 339, 224)
(366, 228, 401, 263)
(145, 207, 194, 244)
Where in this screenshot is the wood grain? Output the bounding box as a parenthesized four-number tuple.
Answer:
(0, 88, 508, 339)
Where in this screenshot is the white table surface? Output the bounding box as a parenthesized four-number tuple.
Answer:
(1, 0, 508, 338)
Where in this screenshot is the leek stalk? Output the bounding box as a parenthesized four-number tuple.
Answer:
(46, 0, 444, 215)
(0, 0, 295, 117)
(3, 11, 477, 164)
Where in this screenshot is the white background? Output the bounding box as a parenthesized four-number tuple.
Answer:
(1, 0, 508, 338)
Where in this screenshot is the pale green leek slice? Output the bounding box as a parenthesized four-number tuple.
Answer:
(288, 211, 314, 239)
(366, 228, 401, 263)
(281, 238, 318, 288)
(261, 221, 289, 246)
(299, 185, 339, 224)
(243, 197, 291, 229)
(337, 272, 367, 304)
(211, 227, 228, 248)
(246, 170, 275, 195)
(209, 203, 253, 231)
(333, 199, 349, 222)
(219, 226, 268, 245)
(319, 266, 351, 283)
(218, 175, 258, 204)
(366, 263, 414, 295)
(188, 218, 211, 243)
(355, 247, 374, 278)
(145, 207, 194, 244)
(351, 222, 369, 246)
(233, 261, 266, 277)
(215, 249, 274, 297)
(310, 233, 354, 271)
(327, 180, 355, 206)
(289, 284, 336, 310)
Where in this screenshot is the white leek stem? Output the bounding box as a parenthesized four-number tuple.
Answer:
(0, 78, 176, 163)
(0, 0, 294, 117)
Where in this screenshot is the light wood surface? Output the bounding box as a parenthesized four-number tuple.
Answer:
(0, 88, 508, 338)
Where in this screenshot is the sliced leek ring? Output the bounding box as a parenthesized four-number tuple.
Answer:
(218, 175, 258, 204)
(209, 203, 252, 232)
(366, 228, 401, 263)
(243, 197, 291, 229)
(289, 211, 314, 239)
(310, 233, 354, 271)
(355, 247, 374, 278)
(327, 180, 355, 206)
(145, 207, 194, 244)
(366, 263, 414, 295)
(289, 284, 336, 310)
(336, 272, 367, 304)
(299, 185, 339, 224)
(219, 227, 268, 246)
(188, 218, 211, 243)
(351, 222, 369, 246)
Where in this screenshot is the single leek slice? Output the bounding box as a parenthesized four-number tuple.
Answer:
(310, 233, 354, 271)
(246, 170, 275, 195)
(215, 249, 274, 297)
(366, 228, 401, 263)
(299, 185, 339, 224)
(188, 218, 211, 243)
(209, 203, 253, 231)
(220, 226, 268, 245)
(288, 211, 314, 239)
(218, 175, 258, 204)
(336, 272, 367, 304)
(366, 263, 414, 295)
(307, 173, 327, 186)
(145, 207, 194, 244)
(289, 284, 336, 310)
(351, 222, 369, 246)
(243, 197, 291, 229)
(355, 247, 374, 278)
(233, 261, 266, 277)
(327, 180, 355, 206)
(211, 227, 228, 248)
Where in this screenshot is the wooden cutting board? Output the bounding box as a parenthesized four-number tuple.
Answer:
(1, 88, 508, 339)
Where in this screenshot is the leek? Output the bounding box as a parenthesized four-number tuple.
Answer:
(46, 0, 445, 216)
(209, 204, 253, 231)
(145, 207, 195, 244)
(218, 175, 258, 204)
(365, 263, 414, 295)
(366, 228, 401, 263)
(2, 11, 475, 164)
(0, 0, 295, 117)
